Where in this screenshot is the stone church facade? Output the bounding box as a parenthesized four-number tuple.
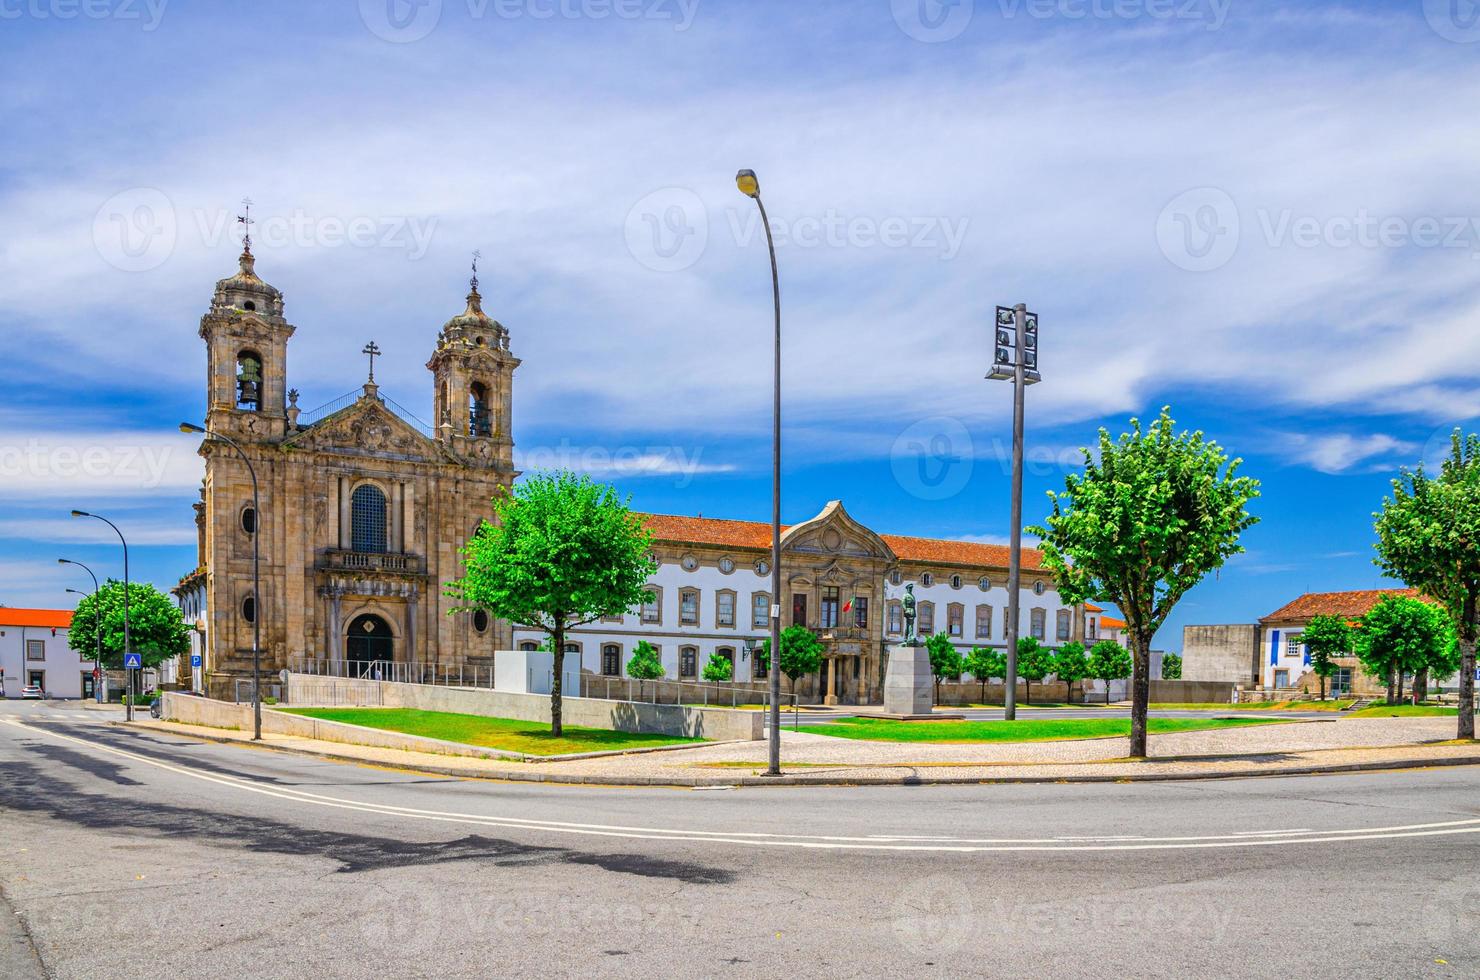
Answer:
(187, 244, 517, 698)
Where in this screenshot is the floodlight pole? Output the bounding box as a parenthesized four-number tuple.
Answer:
(1002, 304, 1028, 722)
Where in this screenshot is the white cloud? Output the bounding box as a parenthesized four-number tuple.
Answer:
(0, 517, 195, 547)
(1282, 432, 1416, 475)
(0, 429, 202, 499)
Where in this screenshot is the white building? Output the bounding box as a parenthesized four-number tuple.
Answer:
(0, 608, 93, 699)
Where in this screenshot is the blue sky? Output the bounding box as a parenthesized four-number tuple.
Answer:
(3, 0, 1479, 649)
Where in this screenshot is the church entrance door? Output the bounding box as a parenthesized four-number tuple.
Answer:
(346, 614, 394, 676)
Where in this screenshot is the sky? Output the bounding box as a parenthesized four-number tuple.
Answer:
(2, 0, 1479, 650)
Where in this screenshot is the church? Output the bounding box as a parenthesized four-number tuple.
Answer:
(180, 240, 1089, 704)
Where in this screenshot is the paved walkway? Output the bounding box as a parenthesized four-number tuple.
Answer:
(121, 715, 1480, 786)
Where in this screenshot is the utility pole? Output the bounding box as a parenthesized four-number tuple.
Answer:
(987, 304, 1040, 721)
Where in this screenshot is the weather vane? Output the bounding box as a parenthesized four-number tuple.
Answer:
(362, 340, 382, 383)
(471, 249, 482, 292)
(238, 197, 255, 254)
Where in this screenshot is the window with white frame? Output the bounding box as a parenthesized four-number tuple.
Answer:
(716, 590, 736, 628)
(642, 589, 662, 624)
(751, 593, 769, 628)
(680, 589, 699, 626)
(1286, 634, 1304, 659)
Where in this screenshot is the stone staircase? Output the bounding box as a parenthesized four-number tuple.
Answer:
(1342, 698, 1374, 712)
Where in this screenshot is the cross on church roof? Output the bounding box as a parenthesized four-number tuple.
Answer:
(362, 340, 382, 383)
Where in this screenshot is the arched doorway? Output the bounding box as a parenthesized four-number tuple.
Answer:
(346, 614, 393, 675)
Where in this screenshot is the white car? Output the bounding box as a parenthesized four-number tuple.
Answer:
(20, 685, 44, 699)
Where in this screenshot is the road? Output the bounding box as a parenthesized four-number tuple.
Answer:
(2, 699, 1476, 979)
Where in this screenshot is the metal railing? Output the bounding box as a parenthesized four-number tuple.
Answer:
(289, 657, 496, 689)
(318, 549, 424, 574)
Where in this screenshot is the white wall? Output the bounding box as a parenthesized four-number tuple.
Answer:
(0, 625, 92, 699)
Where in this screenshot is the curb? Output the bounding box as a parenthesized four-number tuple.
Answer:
(122, 721, 1480, 789)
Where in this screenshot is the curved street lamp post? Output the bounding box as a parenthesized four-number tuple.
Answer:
(59, 558, 103, 703)
(70, 512, 131, 719)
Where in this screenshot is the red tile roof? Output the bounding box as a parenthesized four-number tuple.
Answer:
(1261, 588, 1424, 623)
(636, 513, 1046, 570)
(1099, 615, 1126, 630)
(0, 608, 73, 629)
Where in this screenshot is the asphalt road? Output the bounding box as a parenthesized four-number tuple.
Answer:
(2, 699, 1477, 979)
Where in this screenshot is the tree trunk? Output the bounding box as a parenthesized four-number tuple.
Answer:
(1024, 680, 1031, 706)
(1396, 670, 1405, 705)
(1105, 681, 1111, 706)
(1459, 591, 1477, 741)
(550, 621, 565, 737)
(980, 679, 987, 703)
(1387, 665, 1397, 705)
(1319, 673, 1326, 701)
(1129, 632, 1152, 758)
(1412, 668, 1428, 705)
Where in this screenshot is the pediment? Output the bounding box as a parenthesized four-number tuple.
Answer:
(781, 500, 896, 562)
(286, 397, 445, 461)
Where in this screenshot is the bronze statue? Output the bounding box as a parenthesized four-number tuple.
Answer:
(902, 583, 920, 646)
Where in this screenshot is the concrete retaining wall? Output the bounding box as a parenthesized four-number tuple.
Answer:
(1182, 625, 1260, 685)
(284, 673, 763, 741)
(1147, 679, 1236, 703)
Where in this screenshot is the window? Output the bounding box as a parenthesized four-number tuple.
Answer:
(236, 350, 263, 411)
(1286, 634, 1304, 659)
(978, 576, 991, 591)
(948, 603, 964, 637)
(242, 595, 257, 624)
(853, 596, 869, 630)
(679, 646, 698, 678)
(1086, 617, 1099, 640)
(472, 610, 490, 633)
(25, 640, 44, 661)
(950, 575, 962, 590)
(681, 554, 698, 571)
(888, 602, 903, 635)
(792, 593, 808, 627)
(351, 484, 388, 553)
(716, 590, 736, 628)
(642, 590, 661, 624)
(918, 602, 935, 635)
(713, 647, 734, 681)
(975, 605, 992, 639)
(820, 587, 840, 629)
(1274, 669, 1290, 689)
(756, 559, 770, 576)
(680, 589, 699, 625)
(519, 641, 538, 652)
(890, 570, 902, 586)
(754, 645, 768, 679)
(1033, 580, 1047, 596)
(719, 557, 735, 574)
(1030, 608, 1046, 641)
(601, 644, 621, 677)
(469, 382, 491, 437)
(1056, 609, 1071, 641)
(27, 671, 44, 690)
(921, 573, 934, 588)
(240, 505, 257, 535)
(751, 593, 770, 628)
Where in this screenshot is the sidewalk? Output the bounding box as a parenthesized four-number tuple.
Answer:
(122, 716, 1480, 787)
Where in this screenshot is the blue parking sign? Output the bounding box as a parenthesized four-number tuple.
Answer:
(124, 652, 142, 669)
(191, 654, 202, 668)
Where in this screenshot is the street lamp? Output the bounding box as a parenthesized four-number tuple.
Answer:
(71, 511, 133, 720)
(59, 559, 103, 703)
(736, 167, 784, 777)
(986, 304, 1041, 722)
(180, 421, 262, 740)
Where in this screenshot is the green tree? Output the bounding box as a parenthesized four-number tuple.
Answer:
(448, 472, 656, 736)
(67, 579, 190, 669)
(1159, 652, 1183, 681)
(1054, 641, 1089, 703)
(1375, 431, 1480, 738)
(964, 646, 1006, 703)
(701, 649, 734, 683)
(755, 625, 825, 696)
(1355, 595, 1456, 705)
(1088, 640, 1133, 705)
(1299, 614, 1351, 701)
(1016, 637, 1053, 705)
(625, 640, 664, 699)
(926, 632, 963, 702)
(1029, 407, 1260, 757)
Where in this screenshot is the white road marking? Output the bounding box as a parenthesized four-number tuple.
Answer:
(7, 719, 1479, 854)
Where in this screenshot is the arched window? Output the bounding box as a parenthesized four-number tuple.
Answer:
(519, 641, 538, 652)
(236, 351, 263, 411)
(601, 644, 621, 677)
(679, 646, 698, 678)
(469, 382, 491, 437)
(713, 647, 734, 681)
(351, 484, 388, 553)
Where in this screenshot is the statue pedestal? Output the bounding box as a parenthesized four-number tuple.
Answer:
(881, 644, 935, 718)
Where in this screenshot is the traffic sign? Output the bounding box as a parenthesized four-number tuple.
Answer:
(191, 654, 202, 668)
(124, 652, 142, 670)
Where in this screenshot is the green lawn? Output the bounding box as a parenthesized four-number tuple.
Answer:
(796, 716, 1288, 743)
(1146, 700, 1356, 711)
(279, 707, 707, 756)
(1346, 704, 1458, 718)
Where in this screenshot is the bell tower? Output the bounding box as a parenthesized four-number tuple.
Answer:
(198, 204, 295, 442)
(427, 253, 519, 470)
